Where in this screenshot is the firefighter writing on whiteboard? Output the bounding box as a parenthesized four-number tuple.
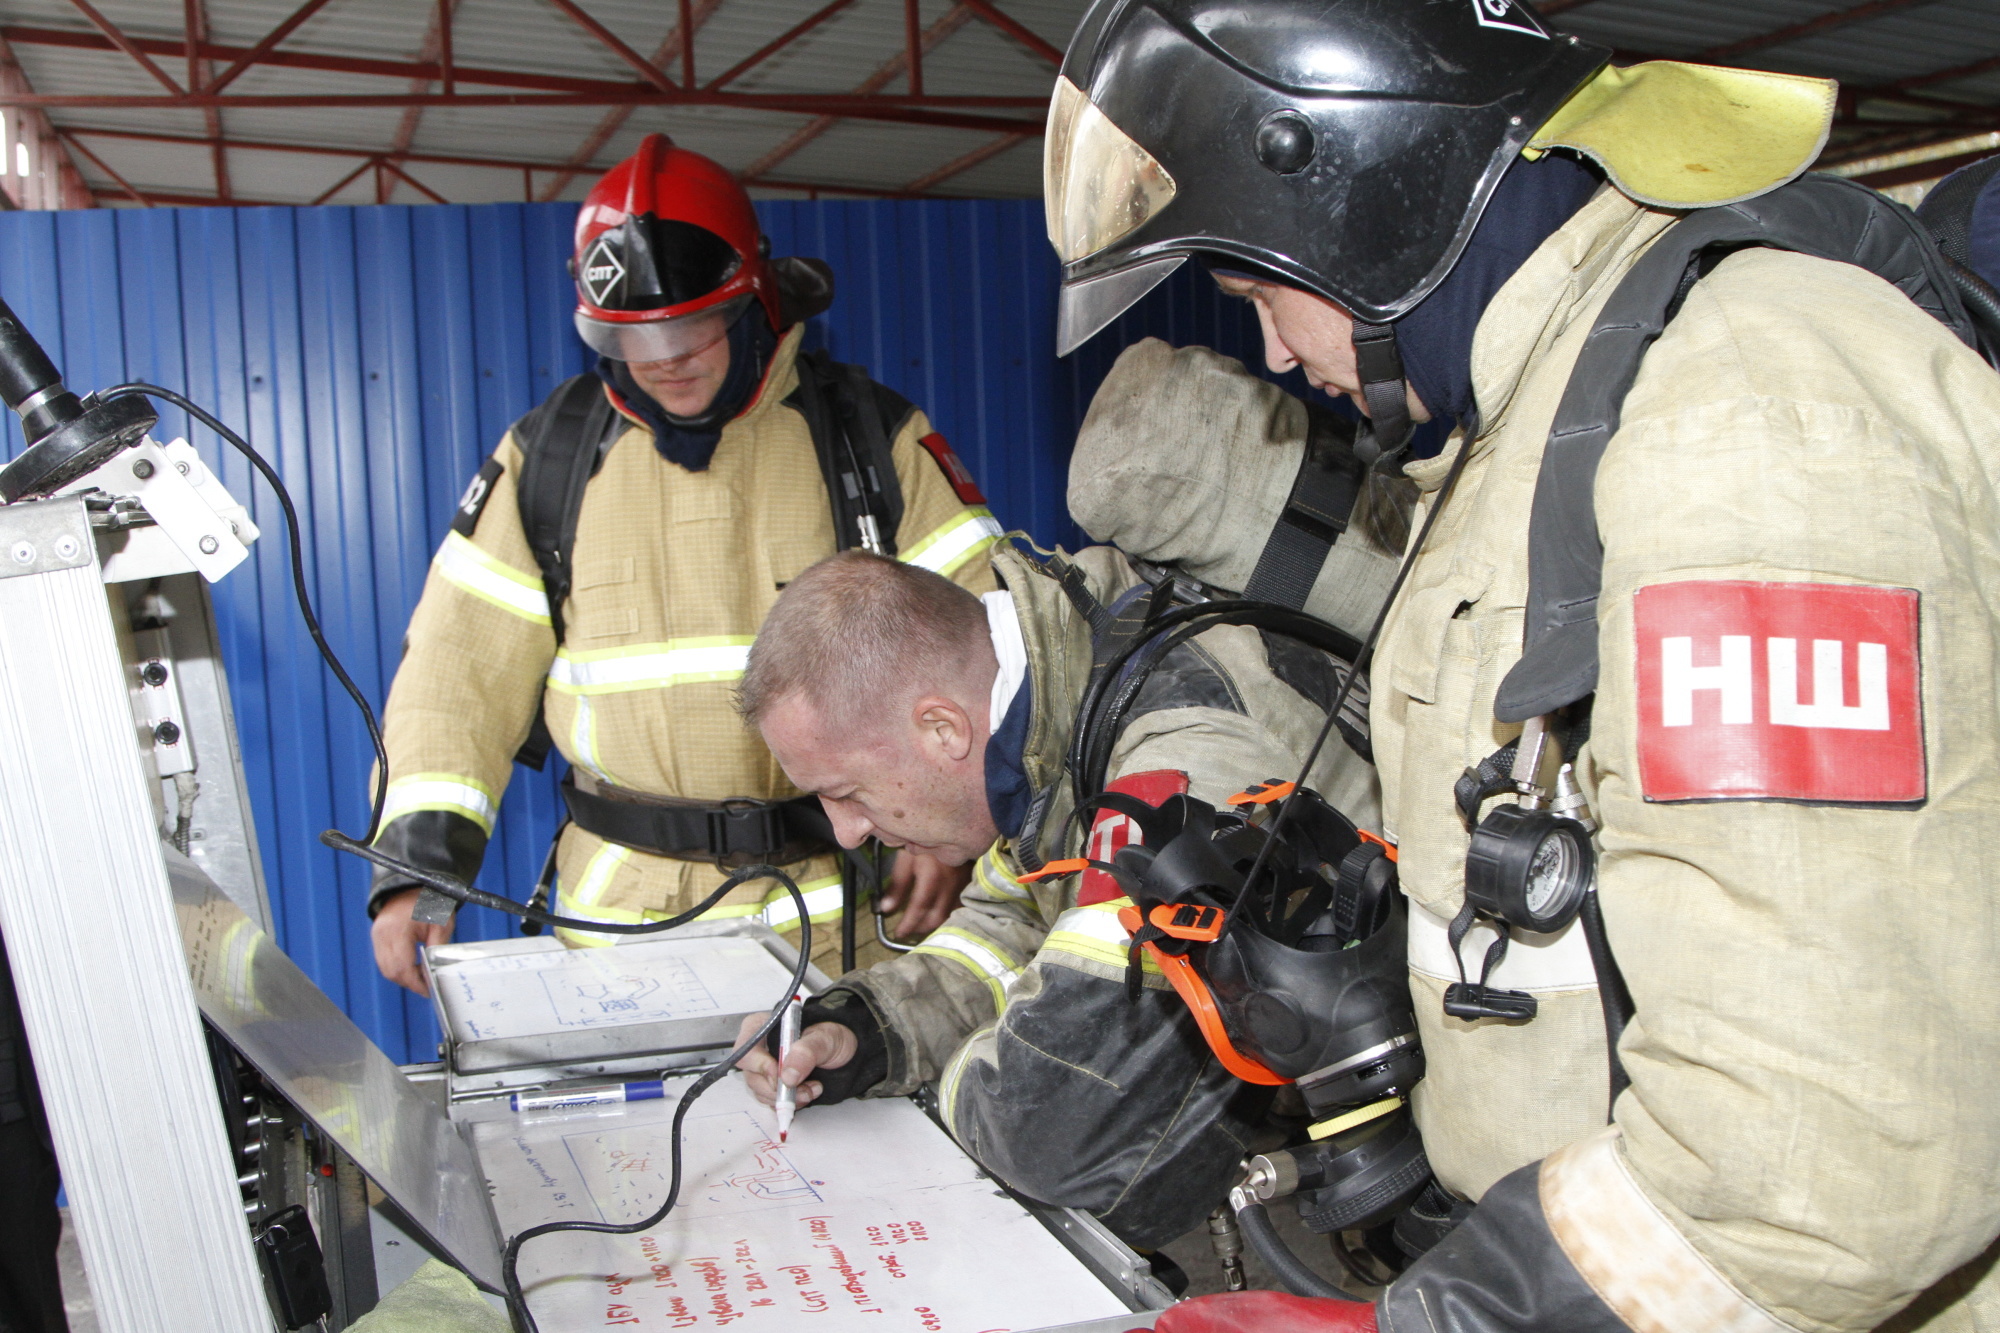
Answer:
(366, 135, 1002, 993)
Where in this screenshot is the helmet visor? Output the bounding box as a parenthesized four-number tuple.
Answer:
(574, 295, 748, 363)
(1044, 76, 1178, 265)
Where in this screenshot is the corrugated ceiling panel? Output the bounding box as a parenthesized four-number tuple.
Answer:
(0, 197, 1277, 1061)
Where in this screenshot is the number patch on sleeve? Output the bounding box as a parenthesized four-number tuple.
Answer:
(451, 457, 504, 537)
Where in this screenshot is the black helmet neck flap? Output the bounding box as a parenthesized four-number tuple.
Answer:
(1047, 0, 1608, 370)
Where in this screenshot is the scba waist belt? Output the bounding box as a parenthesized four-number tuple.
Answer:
(560, 775, 836, 867)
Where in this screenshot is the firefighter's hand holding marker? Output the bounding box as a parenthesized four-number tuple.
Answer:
(736, 1008, 854, 1113)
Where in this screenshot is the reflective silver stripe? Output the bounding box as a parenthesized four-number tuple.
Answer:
(433, 532, 550, 624)
(547, 638, 754, 695)
(379, 773, 498, 835)
(1043, 901, 1161, 976)
(972, 845, 1030, 901)
(1296, 1034, 1415, 1090)
(901, 509, 1002, 576)
(911, 929, 1023, 1011)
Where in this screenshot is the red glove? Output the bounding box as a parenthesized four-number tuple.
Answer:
(1139, 1291, 1377, 1332)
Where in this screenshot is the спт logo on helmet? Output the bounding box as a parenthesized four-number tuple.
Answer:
(571, 134, 832, 363)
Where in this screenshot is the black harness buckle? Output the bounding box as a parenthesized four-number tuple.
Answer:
(707, 799, 783, 859)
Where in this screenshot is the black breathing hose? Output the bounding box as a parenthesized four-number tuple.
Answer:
(1232, 1196, 1358, 1302)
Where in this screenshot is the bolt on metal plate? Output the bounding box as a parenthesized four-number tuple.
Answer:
(0, 497, 94, 580)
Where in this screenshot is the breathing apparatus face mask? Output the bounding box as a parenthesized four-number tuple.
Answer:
(1031, 782, 1432, 1234)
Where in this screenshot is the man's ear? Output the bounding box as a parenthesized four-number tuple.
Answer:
(912, 695, 978, 764)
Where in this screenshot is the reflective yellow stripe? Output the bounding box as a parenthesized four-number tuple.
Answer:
(938, 1034, 978, 1141)
(552, 843, 635, 947)
(901, 508, 1002, 577)
(568, 695, 633, 789)
(547, 636, 755, 695)
(972, 844, 1031, 903)
(910, 927, 1024, 1013)
(557, 869, 846, 948)
(1044, 899, 1161, 976)
(433, 532, 550, 624)
(379, 771, 498, 835)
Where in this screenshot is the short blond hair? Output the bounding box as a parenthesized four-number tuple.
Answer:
(738, 551, 989, 732)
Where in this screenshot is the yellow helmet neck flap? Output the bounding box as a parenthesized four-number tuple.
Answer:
(1526, 61, 1836, 209)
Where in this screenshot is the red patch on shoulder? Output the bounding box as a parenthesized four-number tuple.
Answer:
(918, 432, 986, 506)
(1078, 770, 1190, 905)
(1633, 581, 1923, 804)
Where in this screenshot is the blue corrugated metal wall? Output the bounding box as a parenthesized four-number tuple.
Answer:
(0, 200, 1282, 1063)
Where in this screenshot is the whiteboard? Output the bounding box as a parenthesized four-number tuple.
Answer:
(436, 937, 797, 1042)
(474, 1073, 1136, 1331)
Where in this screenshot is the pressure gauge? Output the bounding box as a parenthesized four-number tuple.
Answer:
(1463, 804, 1594, 934)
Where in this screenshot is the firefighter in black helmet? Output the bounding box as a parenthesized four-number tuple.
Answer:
(1049, 0, 2000, 1331)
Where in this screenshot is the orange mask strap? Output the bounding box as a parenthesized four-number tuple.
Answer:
(1117, 905, 1288, 1086)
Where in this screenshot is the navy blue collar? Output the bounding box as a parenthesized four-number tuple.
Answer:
(1393, 152, 1603, 438)
(983, 678, 1034, 841)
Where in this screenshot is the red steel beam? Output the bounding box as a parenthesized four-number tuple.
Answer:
(183, 0, 230, 203)
(0, 91, 1044, 133)
(379, 157, 448, 204)
(679, 0, 695, 87)
(1697, 0, 1938, 62)
(538, 0, 725, 202)
(902, 129, 1029, 191)
(905, 0, 923, 95)
(705, 0, 853, 92)
(744, 175, 920, 198)
(1892, 52, 2000, 92)
(1849, 144, 2000, 189)
(391, 0, 459, 168)
(741, 2, 977, 180)
(205, 0, 340, 95)
(57, 130, 151, 205)
(959, 0, 1062, 68)
(68, 124, 604, 173)
(97, 186, 289, 207)
(0, 31, 94, 208)
(63, 0, 180, 92)
(1, 22, 629, 94)
(438, 0, 454, 94)
(311, 155, 378, 205)
(6, 22, 1024, 105)
(541, 0, 675, 92)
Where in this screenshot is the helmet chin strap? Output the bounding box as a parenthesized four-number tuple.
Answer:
(1350, 321, 1414, 472)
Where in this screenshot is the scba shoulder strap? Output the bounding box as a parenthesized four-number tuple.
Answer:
(785, 347, 914, 557)
(510, 373, 619, 768)
(1495, 172, 1994, 724)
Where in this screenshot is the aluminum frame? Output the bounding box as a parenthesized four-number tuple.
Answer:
(0, 495, 271, 1332)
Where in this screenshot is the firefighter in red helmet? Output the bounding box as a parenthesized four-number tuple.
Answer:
(366, 135, 1002, 992)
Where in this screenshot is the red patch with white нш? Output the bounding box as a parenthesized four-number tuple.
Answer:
(1633, 580, 1924, 804)
(1077, 769, 1189, 906)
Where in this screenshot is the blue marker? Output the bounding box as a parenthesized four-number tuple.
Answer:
(510, 1080, 666, 1114)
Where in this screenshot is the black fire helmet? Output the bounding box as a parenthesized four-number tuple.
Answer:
(1045, 0, 1609, 356)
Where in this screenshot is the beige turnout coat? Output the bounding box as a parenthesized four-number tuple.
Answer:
(375, 327, 999, 972)
(1373, 186, 2000, 1331)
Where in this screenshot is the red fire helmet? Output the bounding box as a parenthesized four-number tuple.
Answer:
(571, 134, 797, 363)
